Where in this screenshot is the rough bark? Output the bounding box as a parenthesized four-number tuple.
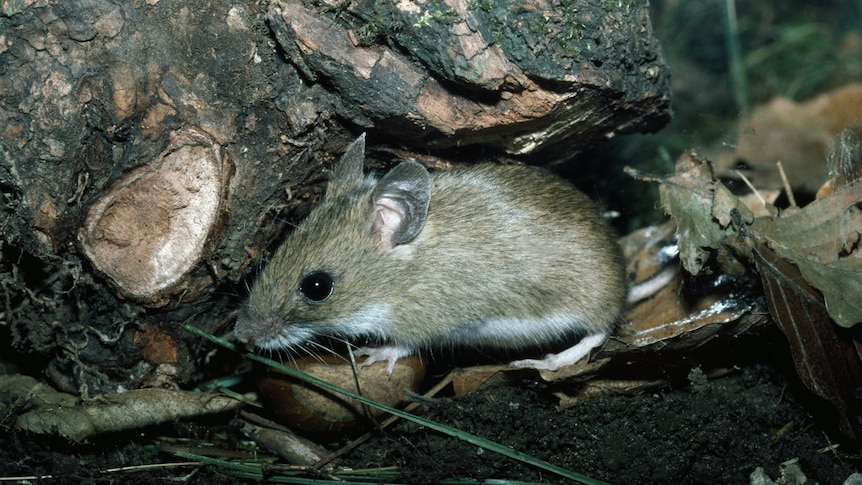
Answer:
(268, 0, 670, 153)
(0, 0, 670, 393)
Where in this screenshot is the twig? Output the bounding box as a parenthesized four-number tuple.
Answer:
(776, 161, 797, 208)
(0, 462, 202, 482)
(100, 462, 202, 474)
(0, 475, 55, 481)
(623, 165, 665, 183)
(734, 169, 767, 208)
(346, 345, 379, 427)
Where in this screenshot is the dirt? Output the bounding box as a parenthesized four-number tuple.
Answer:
(343, 330, 859, 484)
(1, 328, 859, 484)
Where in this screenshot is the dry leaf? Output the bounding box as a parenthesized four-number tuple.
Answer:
(712, 83, 862, 193)
(14, 387, 243, 442)
(752, 241, 862, 441)
(658, 152, 737, 274)
(752, 187, 862, 328)
(553, 379, 668, 409)
(654, 149, 862, 440)
(238, 420, 329, 465)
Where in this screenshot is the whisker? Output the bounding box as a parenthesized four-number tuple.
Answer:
(305, 341, 335, 365)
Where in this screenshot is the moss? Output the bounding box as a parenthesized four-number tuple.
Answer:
(412, 0, 458, 29)
(354, 17, 389, 46)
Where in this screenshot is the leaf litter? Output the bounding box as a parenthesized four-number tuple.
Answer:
(650, 149, 862, 441)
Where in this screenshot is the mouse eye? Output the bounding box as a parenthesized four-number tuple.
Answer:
(299, 272, 334, 302)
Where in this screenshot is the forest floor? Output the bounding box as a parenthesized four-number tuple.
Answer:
(2, 327, 859, 484)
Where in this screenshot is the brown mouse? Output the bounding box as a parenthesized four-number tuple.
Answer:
(234, 134, 628, 373)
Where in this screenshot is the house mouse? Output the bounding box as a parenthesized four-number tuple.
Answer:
(235, 133, 634, 373)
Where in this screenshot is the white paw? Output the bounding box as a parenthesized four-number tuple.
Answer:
(510, 333, 607, 371)
(355, 345, 413, 375)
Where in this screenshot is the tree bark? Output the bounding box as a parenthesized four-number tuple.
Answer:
(0, 0, 670, 393)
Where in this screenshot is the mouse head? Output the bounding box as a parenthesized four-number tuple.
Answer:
(234, 134, 431, 351)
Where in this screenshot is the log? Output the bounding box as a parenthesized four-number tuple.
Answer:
(268, 0, 671, 153)
(0, 0, 670, 392)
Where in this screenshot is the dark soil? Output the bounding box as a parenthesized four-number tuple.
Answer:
(342, 330, 860, 484)
(1, 329, 859, 484)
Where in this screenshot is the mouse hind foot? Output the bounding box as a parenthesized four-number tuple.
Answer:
(508, 332, 607, 372)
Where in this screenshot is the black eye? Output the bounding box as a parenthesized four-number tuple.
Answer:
(299, 272, 334, 302)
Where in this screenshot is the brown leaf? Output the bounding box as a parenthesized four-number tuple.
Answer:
(712, 83, 862, 193)
(753, 187, 862, 328)
(452, 366, 510, 396)
(655, 149, 862, 440)
(553, 380, 668, 409)
(752, 241, 862, 441)
(658, 152, 735, 274)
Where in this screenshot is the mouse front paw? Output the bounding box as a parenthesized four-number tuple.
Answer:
(355, 345, 413, 375)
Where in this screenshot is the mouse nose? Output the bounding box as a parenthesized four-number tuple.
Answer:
(234, 309, 286, 349)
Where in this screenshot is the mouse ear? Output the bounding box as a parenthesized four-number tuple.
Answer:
(370, 161, 431, 249)
(328, 133, 366, 195)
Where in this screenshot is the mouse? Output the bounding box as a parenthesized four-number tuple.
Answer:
(234, 133, 632, 374)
